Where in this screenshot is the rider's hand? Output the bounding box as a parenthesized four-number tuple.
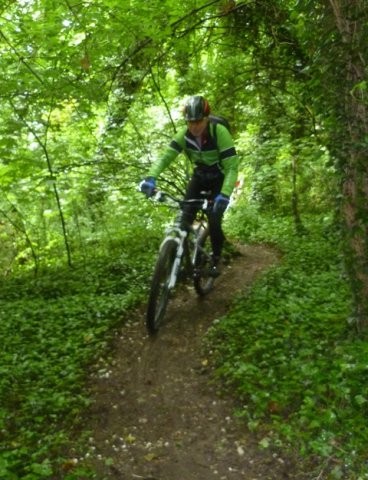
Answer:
(139, 177, 156, 198)
(213, 193, 230, 214)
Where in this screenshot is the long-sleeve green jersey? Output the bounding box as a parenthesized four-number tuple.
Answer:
(148, 122, 238, 197)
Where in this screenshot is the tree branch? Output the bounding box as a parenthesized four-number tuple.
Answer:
(149, 67, 177, 133)
(8, 98, 73, 267)
(0, 30, 45, 85)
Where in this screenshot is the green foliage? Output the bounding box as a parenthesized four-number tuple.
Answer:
(208, 214, 368, 477)
(0, 0, 367, 477)
(0, 0, 343, 272)
(0, 220, 160, 478)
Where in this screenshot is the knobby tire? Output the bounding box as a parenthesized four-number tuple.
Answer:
(146, 238, 178, 335)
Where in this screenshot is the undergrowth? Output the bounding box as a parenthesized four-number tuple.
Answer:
(209, 211, 368, 479)
(0, 228, 160, 479)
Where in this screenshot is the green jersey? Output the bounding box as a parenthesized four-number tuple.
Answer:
(148, 122, 238, 197)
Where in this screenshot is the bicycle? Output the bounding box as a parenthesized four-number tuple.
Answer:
(146, 190, 218, 335)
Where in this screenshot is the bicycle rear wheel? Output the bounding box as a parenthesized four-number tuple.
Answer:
(193, 228, 215, 296)
(146, 238, 178, 335)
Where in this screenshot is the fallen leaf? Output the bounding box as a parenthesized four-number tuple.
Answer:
(125, 433, 136, 444)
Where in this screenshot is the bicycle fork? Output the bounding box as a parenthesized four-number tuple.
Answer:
(160, 230, 187, 289)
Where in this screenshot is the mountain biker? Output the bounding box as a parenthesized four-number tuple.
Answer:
(139, 95, 239, 273)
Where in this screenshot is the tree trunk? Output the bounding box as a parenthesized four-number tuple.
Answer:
(329, 0, 368, 330)
(291, 155, 305, 236)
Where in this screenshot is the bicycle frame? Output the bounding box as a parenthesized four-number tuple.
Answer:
(156, 194, 210, 290)
(146, 191, 216, 334)
(189, 218, 209, 268)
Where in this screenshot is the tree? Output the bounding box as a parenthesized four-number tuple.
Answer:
(294, 0, 368, 330)
(328, 0, 368, 330)
(1, 0, 367, 330)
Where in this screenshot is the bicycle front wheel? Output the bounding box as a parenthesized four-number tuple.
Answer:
(146, 238, 178, 335)
(193, 228, 215, 296)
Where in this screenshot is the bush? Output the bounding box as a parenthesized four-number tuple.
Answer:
(208, 214, 368, 478)
(0, 229, 158, 478)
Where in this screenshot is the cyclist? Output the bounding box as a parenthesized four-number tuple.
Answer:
(139, 95, 239, 274)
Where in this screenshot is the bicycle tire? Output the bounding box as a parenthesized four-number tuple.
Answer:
(146, 238, 178, 335)
(193, 228, 215, 296)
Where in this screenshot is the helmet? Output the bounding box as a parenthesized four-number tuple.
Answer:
(183, 95, 210, 121)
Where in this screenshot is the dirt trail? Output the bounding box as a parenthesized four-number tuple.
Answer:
(82, 244, 300, 480)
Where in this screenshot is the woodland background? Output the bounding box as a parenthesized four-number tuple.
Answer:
(0, 0, 367, 478)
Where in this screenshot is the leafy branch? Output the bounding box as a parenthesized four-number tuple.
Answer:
(0, 30, 45, 85)
(8, 98, 73, 267)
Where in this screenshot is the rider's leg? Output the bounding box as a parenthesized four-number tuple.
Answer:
(208, 209, 225, 258)
(206, 173, 226, 259)
(179, 174, 202, 230)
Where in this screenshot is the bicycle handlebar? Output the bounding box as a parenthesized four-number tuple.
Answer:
(152, 190, 213, 210)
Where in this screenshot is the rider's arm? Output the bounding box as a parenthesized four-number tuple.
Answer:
(216, 124, 239, 197)
(148, 127, 187, 178)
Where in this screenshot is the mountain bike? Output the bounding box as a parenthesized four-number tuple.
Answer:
(146, 191, 217, 335)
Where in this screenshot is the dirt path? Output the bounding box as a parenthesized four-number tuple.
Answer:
(82, 244, 299, 480)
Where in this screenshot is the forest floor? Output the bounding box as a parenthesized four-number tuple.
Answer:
(81, 243, 308, 480)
